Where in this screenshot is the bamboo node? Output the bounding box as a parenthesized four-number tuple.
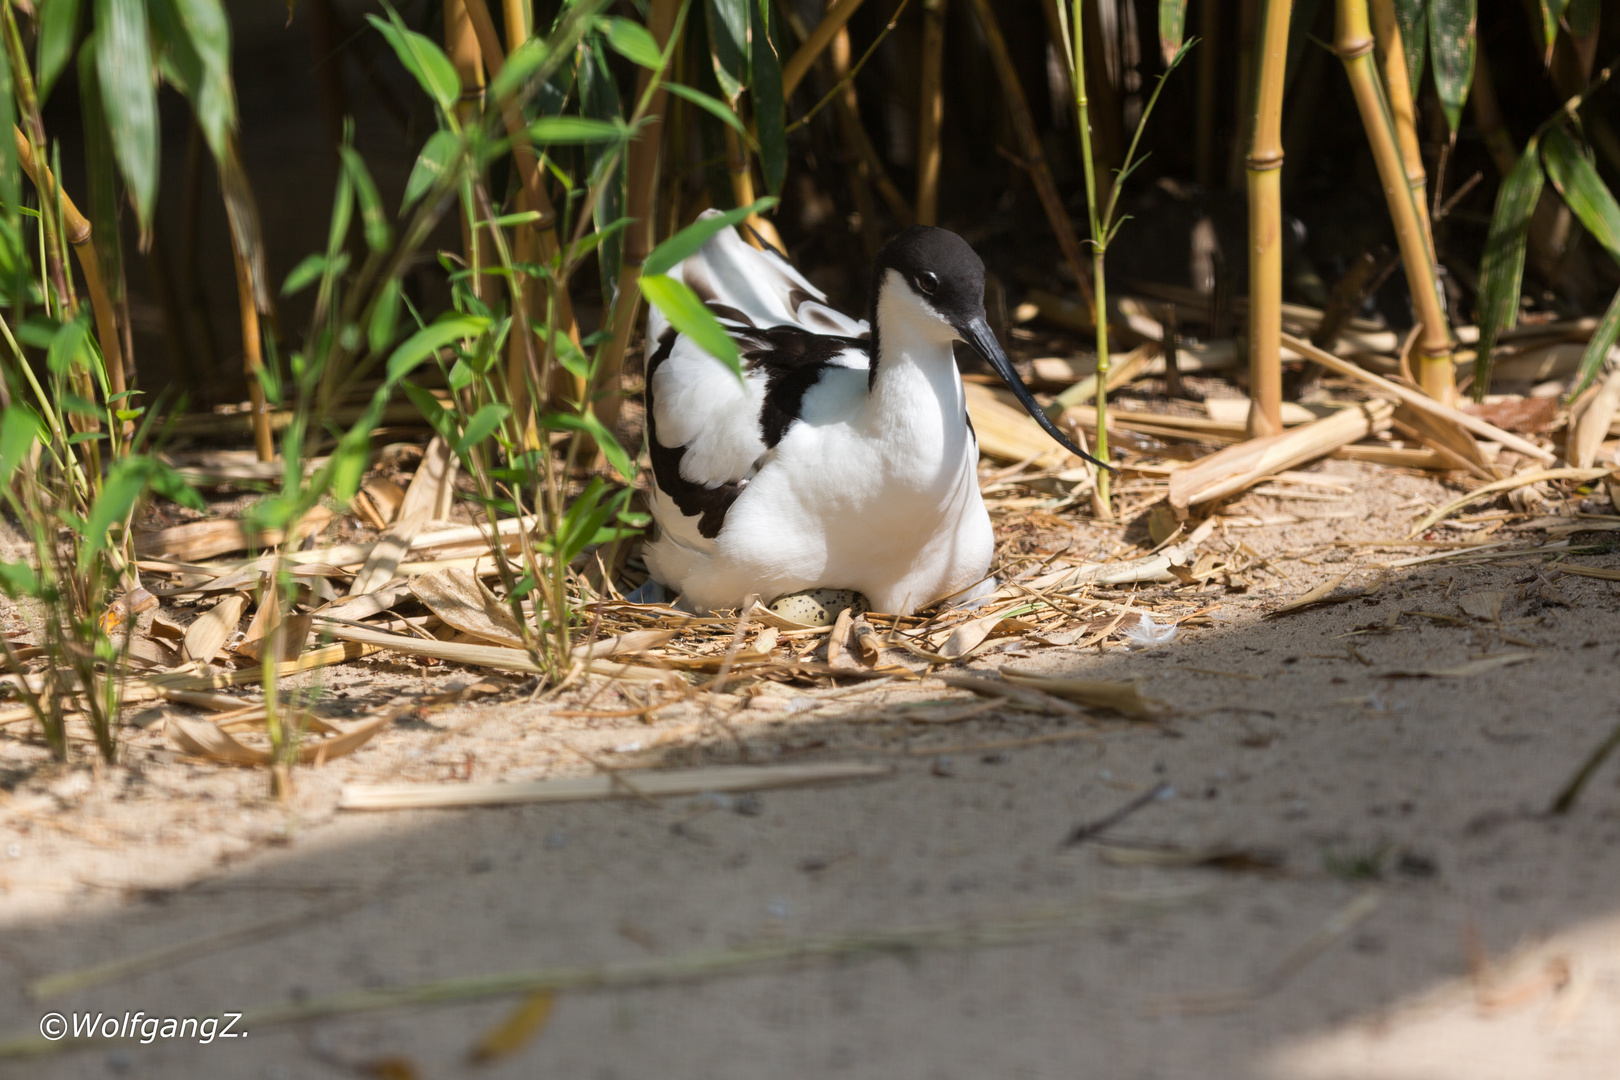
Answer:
(1246, 153, 1285, 172)
(1333, 37, 1375, 60)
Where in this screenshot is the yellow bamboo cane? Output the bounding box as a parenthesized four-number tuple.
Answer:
(1246, 0, 1292, 437)
(1335, 0, 1454, 402)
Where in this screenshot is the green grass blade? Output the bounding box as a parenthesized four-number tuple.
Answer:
(1472, 139, 1543, 400)
(638, 274, 741, 377)
(1427, 0, 1476, 133)
(643, 197, 776, 276)
(339, 145, 392, 252)
(664, 83, 755, 143)
(1542, 125, 1620, 263)
(526, 116, 629, 144)
(1569, 286, 1620, 401)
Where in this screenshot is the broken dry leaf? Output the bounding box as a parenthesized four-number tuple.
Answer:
(569, 629, 680, 661)
(411, 567, 525, 648)
(998, 669, 1167, 719)
(167, 710, 397, 766)
(1266, 573, 1358, 617)
(182, 593, 248, 664)
(1458, 590, 1507, 622)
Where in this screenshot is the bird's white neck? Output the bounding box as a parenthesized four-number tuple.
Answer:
(859, 278, 970, 470)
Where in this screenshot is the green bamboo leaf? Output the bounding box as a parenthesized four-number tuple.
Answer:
(1394, 0, 1428, 95)
(37, 0, 84, 103)
(604, 16, 662, 69)
(1542, 126, 1620, 262)
(664, 83, 754, 143)
(1158, 0, 1188, 65)
(80, 456, 153, 569)
(751, 0, 785, 197)
(639, 274, 741, 377)
(0, 406, 41, 485)
(643, 197, 777, 276)
(385, 315, 490, 383)
(1566, 0, 1597, 39)
(403, 129, 460, 211)
(488, 37, 550, 101)
(1537, 0, 1568, 62)
(77, 32, 123, 303)
(1427, 0, 1475, 133)
(366, 14, 460, 114)
(0, 42, 18, 224)
(527, 116, 629, 144)
(339, 144, 391, 251)
(46, 314, 90, 375)
(155, 0, 235, 158)
(540, 410, 637, 482)
(454, 403, 511, 454)
(281, 253, 331, 296)
(1472, 140, 1543, 400)
(96, 0, 160, 231)
(704, 0, 748, 103)
(369, 277, 401, 355)
(401, 381, 459, 444)
(1569, 286, 1620, 401)
(0, 559, 37, 597)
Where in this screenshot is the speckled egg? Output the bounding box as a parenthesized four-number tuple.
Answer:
(767, 588, 869, 627)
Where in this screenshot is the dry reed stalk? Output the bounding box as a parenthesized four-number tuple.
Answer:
(596, 0, 683, 435)
(1334, 0, 1454, 402)
(915, 0, 947, 225)
(1278, 332, 1557, 462)
(11, 127, 126, 435)
(782, 0, 869, 97)
(1245, 0, 1294, 438)
(964, 0, 1095, 312)
(1167, 400, 1395, 510)
(1369, 0, 1431, 235)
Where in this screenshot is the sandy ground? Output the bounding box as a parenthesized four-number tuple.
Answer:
(1, 459, 1619, 1079)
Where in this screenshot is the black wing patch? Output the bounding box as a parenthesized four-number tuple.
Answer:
(739, 326, 869, 448)
(644, 330, 746, 540)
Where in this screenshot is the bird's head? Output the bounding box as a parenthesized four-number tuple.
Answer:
(872, 226, 1114, 472)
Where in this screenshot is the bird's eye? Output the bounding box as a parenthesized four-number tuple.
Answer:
(916, 271, 939, 295)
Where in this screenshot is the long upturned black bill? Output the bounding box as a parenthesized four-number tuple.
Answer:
(961, 317, 1116, 472)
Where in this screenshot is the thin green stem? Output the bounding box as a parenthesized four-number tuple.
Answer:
(1071, 0, 1110, 511)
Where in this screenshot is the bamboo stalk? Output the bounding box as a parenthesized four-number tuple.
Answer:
(1278, 332, 1556, 462)
(445, 0, 486, 304)
(1369, 0, 1430, 235)
(1068, 0, 1109, 513)
(964, 0, 1095, 312)
(723, 125, 783, 250)
(782, 0, 869, 98)
(1334, 0, 1454, 402)
(1168, 401, 1394, 510)
(915, 0, 947, 225)
(10, 128, 126, 432)
(231, 243, 274, 462)
(596, 0, 683, 436)
(1246, 0, 1293, 438)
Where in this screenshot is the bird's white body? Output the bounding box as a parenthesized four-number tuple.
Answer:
(642, 220, 994, 615)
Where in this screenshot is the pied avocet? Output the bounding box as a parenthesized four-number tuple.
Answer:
(641, 215, 1106, 615)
